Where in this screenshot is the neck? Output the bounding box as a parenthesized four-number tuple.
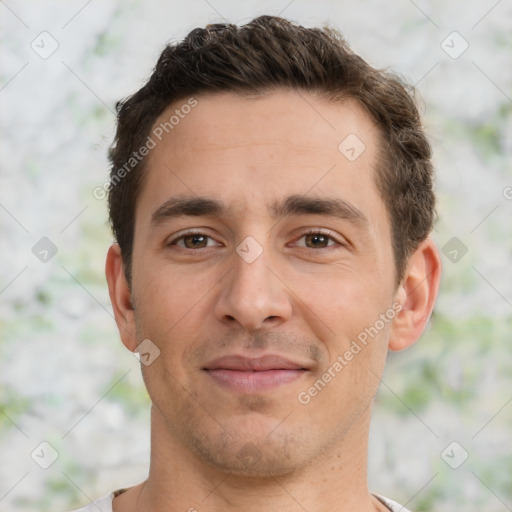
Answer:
(121, 404, 384, 512)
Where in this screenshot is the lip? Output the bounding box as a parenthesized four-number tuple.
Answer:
(204, 354, 308, 371)
(203, 354, 309, 393)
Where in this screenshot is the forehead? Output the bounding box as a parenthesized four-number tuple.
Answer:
(149, 90, 377, 162)
(138, 90, 388, 229)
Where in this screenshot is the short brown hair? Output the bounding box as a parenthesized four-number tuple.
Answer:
(108, 15, 435, 284)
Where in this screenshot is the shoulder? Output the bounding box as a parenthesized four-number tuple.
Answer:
(373, 493, 414, 512)
(67, 492, 114, 512)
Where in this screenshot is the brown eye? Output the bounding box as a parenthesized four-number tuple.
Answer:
(296, 232, 339, 249)
(169, 233, 219, 249)
(304, 233, 330, 248)
(182, 234, 208, 248)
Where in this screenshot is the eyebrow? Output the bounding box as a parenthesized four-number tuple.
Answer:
(151, 196, 222, 225)
(150, 194, 369, 229)
(270, 195, 369, 229)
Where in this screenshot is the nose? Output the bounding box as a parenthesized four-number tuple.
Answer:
(214, 244, 293, 331)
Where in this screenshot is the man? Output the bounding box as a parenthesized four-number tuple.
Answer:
(73, 15, 441, 512)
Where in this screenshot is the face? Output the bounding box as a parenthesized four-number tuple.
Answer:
(125, 90, 402, 476)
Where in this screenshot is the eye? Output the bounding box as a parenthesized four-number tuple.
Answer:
(294, 231, 341, 249)
(168, 233, 220, 249)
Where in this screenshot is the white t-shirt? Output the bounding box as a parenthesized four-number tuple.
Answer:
(70, 489, 412, 512)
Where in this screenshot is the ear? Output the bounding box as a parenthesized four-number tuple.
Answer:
(388, 238, 442, 351)
(105, 243, 138, 352)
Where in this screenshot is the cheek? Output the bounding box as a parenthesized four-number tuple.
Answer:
(290, 266, 393, 401)
(131, 261, 209, 346)
(135, 252, 207, 305)
(299, 274, 392, 408)
(291, 266, 388, 344)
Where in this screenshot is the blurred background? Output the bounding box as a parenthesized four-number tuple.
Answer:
(0, 0, 511, 510)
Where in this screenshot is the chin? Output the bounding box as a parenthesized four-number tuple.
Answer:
(187, 426, 311, 478)
(197, 443, 300, 478)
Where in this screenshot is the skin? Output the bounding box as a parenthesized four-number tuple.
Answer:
(106, 90, 441, 512)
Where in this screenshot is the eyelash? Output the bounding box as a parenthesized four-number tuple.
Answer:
(166, 229, 344, 250)
(291, 229, 344, 249)
(166, 230, 220, 249)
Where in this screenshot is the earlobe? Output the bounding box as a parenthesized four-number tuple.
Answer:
(388, 238, 441, 352)
(105, 243, 138, 352)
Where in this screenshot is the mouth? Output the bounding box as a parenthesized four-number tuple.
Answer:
(203, 354, 309, 393)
